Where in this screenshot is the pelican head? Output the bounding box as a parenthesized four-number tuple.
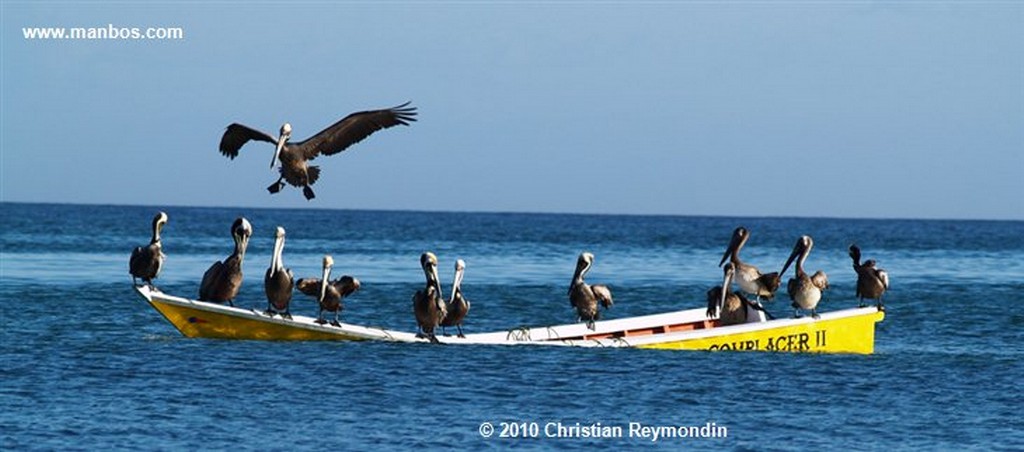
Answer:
(152, 211, 169, 242)
(849, 244, 862, 264)
(231, 217, 253, 258)
(781, 235, 813, 277)
(420, 252, 442, 299)
(271, 122, 293, 168)
(719, 226, 749, 267)
(577, 252, 594, 272)
(320, 254, 335, 302)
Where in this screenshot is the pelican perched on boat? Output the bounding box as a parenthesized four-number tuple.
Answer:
(218, 103, 418, 200)
(129, 211, 168, 287)
(297, 255, 360, 326)
(849, 244, 890, 310)
(706, 263, 752, 326)
(198, 217, 252, 306)
(568, 252, 614, 330)
(780, 235, 829, 319)
(440, 259, 471, 338)
(263, 226, 294, 319)
(412, 252, 446, 343)
(719, 227, 781, 302)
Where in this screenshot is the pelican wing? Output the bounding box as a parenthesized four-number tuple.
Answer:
(219, 123, 277, 159)
(296, 103, 417, 160)
(198, 261, 224, 301)
(295, 278, 324, 296)
(592, 284, 614, 309)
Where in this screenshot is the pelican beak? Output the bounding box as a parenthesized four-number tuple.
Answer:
(430, 264, 443, 301)
(720, 264, 735, 310)
(450, 264, 464, 304)
(780, 242, 801, 277)
(269, 234, 283, 278)
(320, 263, 331, 303)
(271, 137, 285, 169)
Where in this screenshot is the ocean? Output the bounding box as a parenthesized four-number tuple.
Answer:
(1, 202, 1022, 450)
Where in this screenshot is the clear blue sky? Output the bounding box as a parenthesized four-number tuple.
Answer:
(2, 2, 1022, 220)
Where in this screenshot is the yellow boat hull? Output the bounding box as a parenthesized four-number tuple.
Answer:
(136, 286, 885, 353)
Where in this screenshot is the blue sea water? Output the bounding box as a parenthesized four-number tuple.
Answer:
(1, 202, 1022, 450)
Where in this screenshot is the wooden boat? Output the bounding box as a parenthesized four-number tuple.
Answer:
(135, 286, 885, 354)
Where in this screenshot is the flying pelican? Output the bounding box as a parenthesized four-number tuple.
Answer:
(440, 259, 471, 338)
(412, 252, 446, 343)
(568, 252, 614, 330)
(198, 217, 252, 306)
(129, 211, 168, 288)
(706, 262, 752, 326)
(297, 255, 361, 326)
(719, 227, 781, 302)
(849, 244, 890, 310)
(263, 226, 294, 319)
(779, 235, 829, 319)
(218, 103, 418, 200)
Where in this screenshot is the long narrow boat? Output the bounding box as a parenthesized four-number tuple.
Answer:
(135, 286, 885, 354)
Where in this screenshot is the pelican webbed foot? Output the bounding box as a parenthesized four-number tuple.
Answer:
(457, 326, 466, 339)
(263, 309, 276, 317)
(811, 310, 820, 320)
(302, 186, 316, 200)
(267, 180, 285, 194)
(282, 312, 293, 320)
(314, 318, 327, 325)
(330, 320, 341, 327)
(586, 320, 596, 330)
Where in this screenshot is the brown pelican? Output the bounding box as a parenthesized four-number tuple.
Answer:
(198, 217, 252, 306)
(412, 252, 446, 343)
(568, 252, 614, 330)
(218, 103, 418, 200)
(719, 227, 781, 302)
(296, 255, 361, 326)
(129, 211, 168, 287)
(780, 235, 829, 319)
(706, 262, 752, 326)
(263, 226, 294, 319)
(849, 244, 890, 310)
(440, 259, 471, 338)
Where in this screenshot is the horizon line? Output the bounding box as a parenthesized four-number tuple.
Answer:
(2, 199, 1021, 223)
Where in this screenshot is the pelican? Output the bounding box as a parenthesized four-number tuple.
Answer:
(263, 226, 294, 319)
(849, 244, 890, 310)
(412, 252, 446, 343)
(218, 103, 418, 200)
(779, 235, 829, 319)
(568, 252, 614, 330)
(297, 255, 361, 326)
(129, 211, 168, 287)
(198, 217, 252, 306)
(719, 227, 781, 302)
(440, 259, 471, 338)
(706, 262, 752, 326)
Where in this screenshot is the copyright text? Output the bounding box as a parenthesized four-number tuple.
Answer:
(478, 421, 728, 442)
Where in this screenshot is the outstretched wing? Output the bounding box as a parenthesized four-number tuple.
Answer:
(295, 278, 323, 296)
(296, 102, 417, 160)
(592, 284, 614, 309)
(219, 123, 277, 159)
